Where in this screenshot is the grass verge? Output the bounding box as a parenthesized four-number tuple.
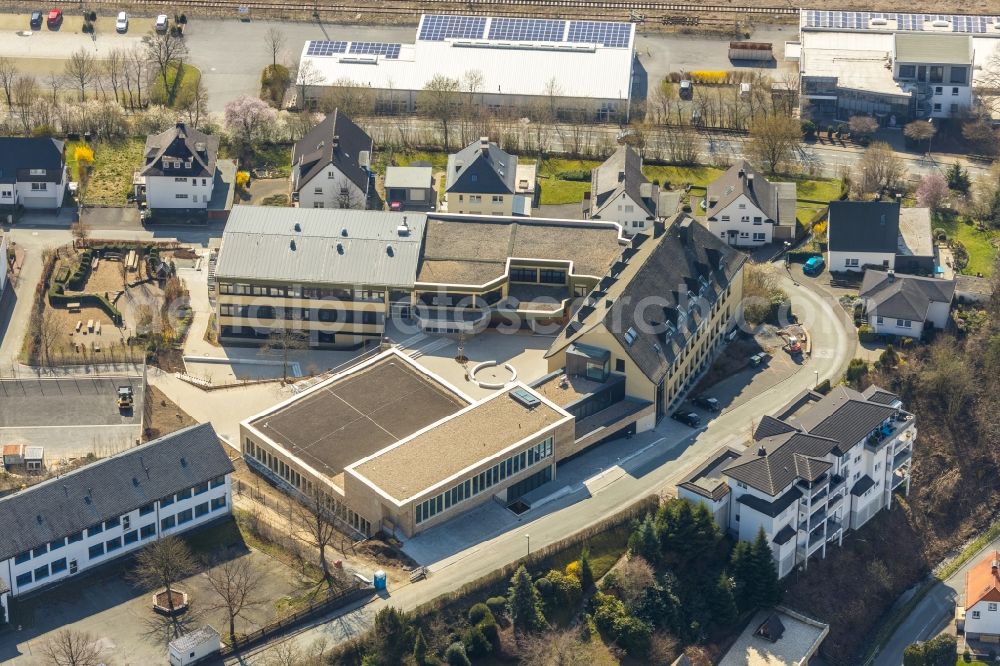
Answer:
(934, 212, 998, 277)
(67, 138, 146, 205)
(150, 62, 201, 108)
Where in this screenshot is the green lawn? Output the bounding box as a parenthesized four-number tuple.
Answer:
(934, 212, 998, 277)
(546, 525, 631, 580)
(150, 62, 201, 108)
(792, 176, 843, 203)
(538, 177, 589, 205)
(957, 659, 988, 666)
(644, 164, 725, 189)
(66, 138, 146, 206)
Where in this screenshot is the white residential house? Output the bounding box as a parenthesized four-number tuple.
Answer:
(859, 270, 955, 339)
(703, 161, 797, 246)
(0, 424, 233, 624)
(0, 137, 68, 210)
(827, 201, 900, 273)
(678, 385, 915, 578)
(964, 552, 1000, 642)
(291, 110, 373, 210)
(136, 123, 219, 212)
(444, 138, 533, 217)
(587, 146, 658, 234)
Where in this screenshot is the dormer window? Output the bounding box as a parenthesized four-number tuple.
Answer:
(29, 168, 45, 176)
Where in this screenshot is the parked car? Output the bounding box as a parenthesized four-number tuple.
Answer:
(30, 10, 43, 28)
(679, 79, 693, 100)
(694, 395, 721, 412)
(155, 13, 169, 32)
(46, 8, 62, 27)
(115, 10, 128, 32)
(672, 411, 701, 427)
(750, 352, 770, 367)
(785, 336, 803, 355)
(803, 255, 825, 275)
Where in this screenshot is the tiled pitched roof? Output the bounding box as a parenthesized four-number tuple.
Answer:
(140, 123, 218, 178)
(754, 415, 798, 439)
(0, 423, 233, 561)
(828, 201, 899, 253)
(966, 551, 1000, 610)
(590, 146, 657, 218)
(859, 270, 956, 322)
(792, 386, 898, 452)
(292, 110, 373, 193)
(724, 433, 838, 496)
(445, 139, 516, 195)
(706, 160, 786, 223)
(0, 137, 64, 184)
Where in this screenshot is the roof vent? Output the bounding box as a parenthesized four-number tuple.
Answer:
(290, 239, 296, 251)
(397, 218, 410, 236)
(341, 228, 349, 237)
(336, 243, 344, 255)
(386, 245, 394, 257)
(180, 457, 187, 467)
(294, 222, 301, 232)
(332, 134, 340, 148)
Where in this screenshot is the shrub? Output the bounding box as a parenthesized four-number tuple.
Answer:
(815, 378, 832, 394)
(565, 561, 581, 579)
(846, 358, 868, 382)
(467, 603, 492, 626)
(477, 614, 499, 648)
(932, 227, 947, 242)
(858, 324, 876, 343)
(801, 120, 816, 138)
(461, 625, 492, 658)
(557, 169, 591, 182)
(74, 145, 95, 165)
(534, 575, 553, 598)
(485, 596, 507, 617)
(236, 170, 250, 190)
(444, 642, 470, 666)
(543, 569, 582, 608)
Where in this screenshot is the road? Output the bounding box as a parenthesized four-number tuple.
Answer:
(228, 268, 855, 660)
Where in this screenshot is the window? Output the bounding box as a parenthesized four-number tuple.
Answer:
(49, 537, 65, 551)
(753, 216, 762, 224)
(174, 177, 187, 183)
(898, 64, 915, 78)
(933, 103, 942, 112)
(202, 178, 207, 186)
(175, 193, 189, 199)
(929, 66, 943, 83)
(51, 558, 67, 574)
(68, 531, 83, 544)
(950, 103, 959, 113)
(211, 476, 226, 489)
(193, 481, 209, 496)
(160, 495, 174, 508)
(211, 496, 227, 511)
(990, 603, 998, 612)
(32, 545, 47, 558)
(140, 523, 156, 539)
(140, 503, 154, 516)
(314, 187, 323, 195)
(737, 481, 747, 490)
(161, 515, 176, 531)
(973, 610, 982, 619)
(104, 517, 120, 530)
(539, 269, 566, 284)
(845, 258, 859, 268)
(738, 203, 746, 209)
(896, 319, 912, 328)
(31, 564, 47, 582)
(469, 195, 482, 204)
(752, 233, 766, 242)
(15, 551, 30, 564)
(950, 67, 967, 84)
(16, 572, 32, 586)
(31, 182, 46, 191)
(195, 502, 210, 518)
(175, 488, 193, 502)
(510, 267, 537, 282)
(105, 537, 122, 552)
(623, 204, 633, 213)
(192, 195, 198, 203)
(934, 86, 943, 95)
(29, 168, 46, 175)
(615, 359, 625, 373)
(88, 543, 105, 559)
(1, 190, 9, 197)
(313, 202, 324, 208)
(492, 195, 503, 203)
(721, 215, 730, 222)
(177, 508, 193, 524)
(124, 530, 139, 545)
(951, 87, 959, 96)
(876, 316, 884, 325)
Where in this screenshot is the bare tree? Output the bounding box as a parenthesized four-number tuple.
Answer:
(293, 490, 344, 588)
(294, 59, 325, 109)
(517, 628, 594, 666)
(418, 74, 461, 151)
(746, 113, 800, 175)
(125, 46, 149, 110)
(44, 72, 63, 106)
(12, 75, 37, 135)
(40, 629, 102, 666)
(143, 30, 189, 95)
(856, 141, 905, 197)
(265, 27, 286, 69)
(70, 220, 90, 244)
(0, 56, 16, 110)
(177, 71, 209, 127)
(38, 308, 62, 366)
(261, 327, 307, 384)
(204, 554, 266, 644)
(904, 119, 936, 151)
(318, 77, 374, 119)
(104, 49, 127, 106)
(65, 48, 98, 102)
(129, 536, 198, 619)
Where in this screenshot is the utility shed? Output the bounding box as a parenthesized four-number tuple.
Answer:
(168, 625, 221, 666)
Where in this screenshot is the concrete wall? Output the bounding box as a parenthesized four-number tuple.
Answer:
(296, 166, 367, 210)
(146, 174, 213, 210)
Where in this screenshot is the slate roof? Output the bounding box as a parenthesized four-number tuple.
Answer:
(139, 123, 219, 178)
(590, 146, 657, 218)
(0, 137, 65, 184)
(735, 486, 803, 518)
(724, 385, 902, 496)
(0, 423, 233, 562)
(292, 110, 373, 193)
(445, 139, 516, 195)
(859, 270, 955, 322)
(773, 524, 797, 545)
(215, 206, 426, 289)
(546, 216, 747, 385)
(706, 160, 792, 224)
(827, 201, 899, 253)
(851, 474, 876, 496)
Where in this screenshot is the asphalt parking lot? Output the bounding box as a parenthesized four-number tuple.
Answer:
(0, 376, 144, 457)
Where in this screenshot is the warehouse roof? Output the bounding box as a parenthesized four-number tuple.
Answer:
(215, 206, 426, 288)
(297, 15, 635, 103)
(416, 216, 625, 287)
(0, 424, 233, 561)
(350, 385, 570, 502)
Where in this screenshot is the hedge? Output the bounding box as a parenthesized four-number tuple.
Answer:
(47, 289, 123, 325)
(786, 250, 822, 263)
(557, 169, 591, 182)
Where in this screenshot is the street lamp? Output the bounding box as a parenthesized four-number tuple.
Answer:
(525, 534, 530, 556)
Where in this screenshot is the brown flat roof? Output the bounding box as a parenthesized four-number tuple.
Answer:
(416, 217, 624, 286)
(250, 355, 469, 481)
(533, 372, 615, 407)
(352, 388, 567, 502)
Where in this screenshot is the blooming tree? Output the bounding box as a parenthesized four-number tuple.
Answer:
(223, 94, 276, 149)
(916, 173, 949, 211)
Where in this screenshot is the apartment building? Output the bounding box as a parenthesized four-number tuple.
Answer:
(0, 424, 233, 622)
(444, 138, 533, 216)
(213, 206, 426, 348)
(678, 385, 915, 578)
(291, 110, 373, 209)
(0, 137, 68, 210)
(703, 161, 797, 246)
(545, 215, 747, 430)
(241, 348, 574, 537)
(135, 123, 219, 212)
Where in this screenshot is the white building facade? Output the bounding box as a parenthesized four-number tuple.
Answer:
(0, 138, 68, 210)
(0, 233, 8, 294)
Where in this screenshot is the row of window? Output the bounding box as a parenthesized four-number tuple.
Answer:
(218, 304, 382, 325)
(12, 476, 225, 565)
(218, 284, 385, 302)
(415, 437, 554, 525)
(509, 267, 567, 285)
(875, 316, 912, 329)
(459, 195, 504, 204)
(896, 64, 966, 84)
(719, 215, 763, 224)
(174, 193, 204, 202)
(172, 177, 210, 186)
(159, 497, 226, 533)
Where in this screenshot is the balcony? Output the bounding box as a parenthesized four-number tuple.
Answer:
(827, 492, 844, 511)
(829, 474, 846, 492)
(892, 469, 909, 489)
(866, 413, 915, 451)
(826, 517, 843, 541)
(893, 447, 912, 469)
(809, 507, 828, 531)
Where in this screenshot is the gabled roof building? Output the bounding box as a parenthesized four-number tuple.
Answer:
(136, 122, 219, 213)
(703, 160, 797, 246)
(859, 269, 955, 339)
(444, 138, 533, 217)
(0, 137, 68, 210)
(677, 384, 916, 578)
(291, 110, 374, 210)
(588, 146, 659, 235)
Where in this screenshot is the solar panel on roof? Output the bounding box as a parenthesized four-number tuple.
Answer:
(306, 40, 347, 57)
(488, 17, 565, 42)
(567, 20, 631, 48)
(348, 42, 401, 59)
(418, 14, 487, 41)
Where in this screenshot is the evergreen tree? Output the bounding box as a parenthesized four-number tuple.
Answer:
(412, 628, 428, 666)
(579, 547, 595, 590)
(729, 540, 756, 614)
(657, 499, 720, 570)
(946, 162, 970, 193)
(507, 564, 547, 632)
(750, 528, 782, 609)
(372, 606, 410, 664)
(710, 572, 739, 629)
(628, 513, 661, 565)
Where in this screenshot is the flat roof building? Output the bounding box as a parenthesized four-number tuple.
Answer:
(296, 14, 636, 122)
(241, 349, 575, 537)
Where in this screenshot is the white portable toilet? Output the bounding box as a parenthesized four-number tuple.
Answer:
(168, 626, 221, 666)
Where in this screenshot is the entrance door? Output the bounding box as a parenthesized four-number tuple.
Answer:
(69, 559, 78, 575)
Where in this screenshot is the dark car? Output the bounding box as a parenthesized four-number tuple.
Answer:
(694, 395, 721, 412)
(672, 411, 701, 427)
(30, 10, 43, 28)
(47, 8, 62, 27)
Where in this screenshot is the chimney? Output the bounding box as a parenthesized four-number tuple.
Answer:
(887, 269, 895, 282)
(332, 134, 340, 149)
(757, 445, 767, 457)
(479, 136, 489, 154)
(992, 559, 998, 574)
(747, 173, 754, 191)
(738, 168, 746, 180)
(618, 170, 626, 183)
(679, 217, 693, 245)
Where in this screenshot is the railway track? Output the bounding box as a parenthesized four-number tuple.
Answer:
(73, 0, 799, 18)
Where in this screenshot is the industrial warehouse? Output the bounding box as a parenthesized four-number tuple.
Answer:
(295, 14, 637, 121)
